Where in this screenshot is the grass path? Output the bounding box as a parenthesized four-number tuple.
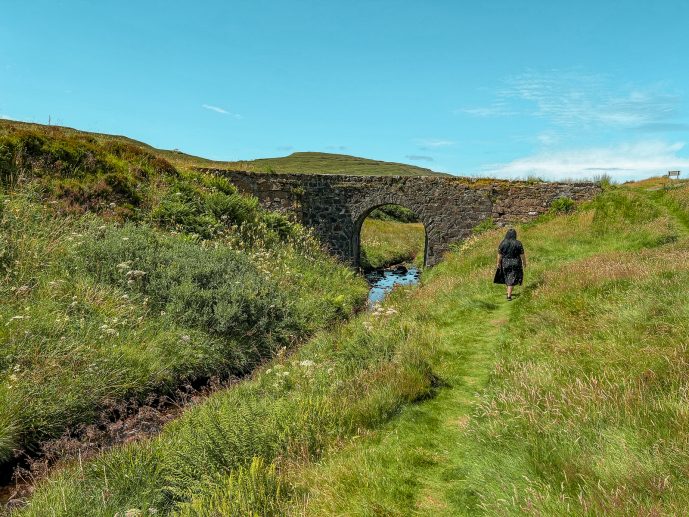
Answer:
(290, 269, 512, 515)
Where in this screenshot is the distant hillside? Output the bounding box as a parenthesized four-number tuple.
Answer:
(219, 152, 441, 176)
(0, 121, 442, 176)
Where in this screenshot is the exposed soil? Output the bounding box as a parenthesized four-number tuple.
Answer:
(0, 374, 240, 511)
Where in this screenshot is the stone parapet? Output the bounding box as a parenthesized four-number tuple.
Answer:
(196, 169, 601, 267)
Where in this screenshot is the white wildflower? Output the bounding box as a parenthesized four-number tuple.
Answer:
(126, 270, 146, 280)
(15, 285, 31, 296)
(299, 360, 315, 368)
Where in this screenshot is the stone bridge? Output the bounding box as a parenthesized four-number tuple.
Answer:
(199, 170, 601, 267)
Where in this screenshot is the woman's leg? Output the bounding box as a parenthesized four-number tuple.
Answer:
(507, 285, 513, 299)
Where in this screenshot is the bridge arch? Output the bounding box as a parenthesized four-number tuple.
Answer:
(352, 200, 429, 269)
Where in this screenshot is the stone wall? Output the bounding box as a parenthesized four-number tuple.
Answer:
(197, 169, 601, 267)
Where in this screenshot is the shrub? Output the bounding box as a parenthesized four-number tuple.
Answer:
(368, 204, 419, 223)
(151, 178, 260, 238)
(79, 223, 295, 358)
(549, 196, 576, 214)
(176, 457, 286, 517)
(593, 173, 614, 189)
(472, 217, 497, 234)
(0, 129, 177, 216)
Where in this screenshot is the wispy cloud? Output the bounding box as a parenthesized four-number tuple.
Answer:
(0, 114, 12, 120)
(634, 122, 689, 132)
(325, 145, 348, 151)
(406, 154, 434, 162)
(416, 138, 455, 149)
(202, 104, 242, 119)
(454, 102, 517, 118)
(481, 140, 689, 181)
(458, 70, 683, 131)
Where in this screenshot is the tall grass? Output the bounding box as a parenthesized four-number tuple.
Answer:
(16, 185, 684, 515)
(0, 199, 366, 465)
(277, 185, 689, 515)
(359, 219, 425, 270)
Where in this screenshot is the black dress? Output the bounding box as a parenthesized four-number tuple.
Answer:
(498, 239, 524, 286)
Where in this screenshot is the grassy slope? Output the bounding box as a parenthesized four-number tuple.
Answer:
(359, 219, 425, 270)
(219, 152, 440, 176)
(0, 125, 368, 467)
(285, 182, 689, 515)
(17, 181, 689, 515)
(0, 121, 439, 176)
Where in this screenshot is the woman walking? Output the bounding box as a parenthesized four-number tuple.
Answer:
(495, 229, 526, 300)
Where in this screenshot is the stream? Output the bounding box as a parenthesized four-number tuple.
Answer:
(365, 265, 420, 307)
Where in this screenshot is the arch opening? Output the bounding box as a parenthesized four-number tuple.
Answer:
(353, 203, 428, 271)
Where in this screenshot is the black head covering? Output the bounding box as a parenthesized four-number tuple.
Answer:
(499, 229, 522, 258)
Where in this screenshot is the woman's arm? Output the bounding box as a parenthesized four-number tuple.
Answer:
(520, 252, 526, 268)
(496, 253, 502, 268)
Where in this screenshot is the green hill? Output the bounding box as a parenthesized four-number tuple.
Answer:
(219, 152, 441, 176)
(0, 121, 441, 176)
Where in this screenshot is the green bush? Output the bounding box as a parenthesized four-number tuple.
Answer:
(472, 217, 497, 234)
(176, 457, 286, 517)
(549, 196, 576, 214)
(150, 174, 262, 238)
(368, 204, 419, 223)
(79, 223, 294, 357)
(0, 129, 173, 214)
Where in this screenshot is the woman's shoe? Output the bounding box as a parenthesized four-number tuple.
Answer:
(507, 295, 512, 301)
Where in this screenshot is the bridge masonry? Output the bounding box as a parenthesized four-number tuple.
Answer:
(198, 169, 601, 267)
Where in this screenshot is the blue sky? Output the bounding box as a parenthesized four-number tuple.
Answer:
(2, 0, 688, 180)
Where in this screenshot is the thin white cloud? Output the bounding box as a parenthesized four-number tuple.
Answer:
(454, 101, 517, 118)
(202, 104, 242, 119)
(481, 140, 689, 181)
(202, 104, 228, 114)
(458, 70, 683, 130)
(415, 138, 455, 149)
